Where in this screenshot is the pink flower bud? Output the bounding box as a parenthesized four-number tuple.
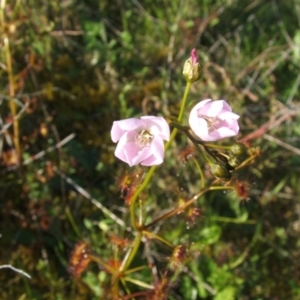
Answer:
(111, 116, 170, 167)
(190, 48, 198, 65)
(189, 99, 240, 141)
(182, 48, 201, 83)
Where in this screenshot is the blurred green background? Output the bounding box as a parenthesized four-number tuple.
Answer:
(1, 0, 300, 299)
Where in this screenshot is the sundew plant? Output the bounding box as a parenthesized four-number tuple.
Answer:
(67, 49, 259, 299)
(5, 1, 300, 299)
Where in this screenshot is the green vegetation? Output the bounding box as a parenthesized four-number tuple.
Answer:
(1, 0, 300, 299)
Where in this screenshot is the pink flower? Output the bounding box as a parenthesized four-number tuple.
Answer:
(111, 116, 170, 167)
(189, 99, 240, 141)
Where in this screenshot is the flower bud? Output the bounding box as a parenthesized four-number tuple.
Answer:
(209, 162, 231, 181)
(230, 143, 247, 158)
(182, 48, 201, 83)
(228, 155, 242, 169)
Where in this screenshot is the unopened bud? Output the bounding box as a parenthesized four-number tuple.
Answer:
(182, 48, 201, 83)
(230, 143, 247, 158)
(209, 162, 231, 181)
(228, 155, 242, 169)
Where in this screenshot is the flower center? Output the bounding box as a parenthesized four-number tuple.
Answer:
(135, 130, 154, 148)
(201, 116, 220, 132)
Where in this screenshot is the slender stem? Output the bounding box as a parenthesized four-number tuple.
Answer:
(177, 82, 192, 122)
(123, 277, 154, 289)
(111, 274, 120, 298)
(120, 232, 142, 272)
(144, 185, 235, 229)
(185, 132, 214, 164)
(191, 157, 205, 189)
(202, 144, 223, 165)
(130, 166, 157, 230)
(228, 221, 261, 269)
(210, 216, 257, 224)
(235, 153, 259, 170)
(204, 143, 232, 150)
(209, 185, 235, 191)
(129, 81, 192, 230)
(143, 230, 174, 248)
(169, 121, 214, 164)
(144, 190, 206, 229)
(1, 0, 20, 159)
(168, 122, 190, 132)
(144, 207, 180, 229)
(120, 278, 131, 297)
(0, 0, 5, 25)
(88, 254, 115, 273)
(65, 206, 81, 237)
(124, 265, 148, 275)
(124, 81, 193, 279)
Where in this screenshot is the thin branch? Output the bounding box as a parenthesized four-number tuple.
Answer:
(22, 133, 76, 165)
(50, 30, 84, 36)
(240, 107, 299, 143)
(263, 134, 300, 156)
(0, 87, 76, 101)
(53, 166, 132, 233)
(0, 265, 31, 279)
(0, 101, 29, 135)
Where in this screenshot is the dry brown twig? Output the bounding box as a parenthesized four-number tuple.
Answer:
(240, 107, 299, 143)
